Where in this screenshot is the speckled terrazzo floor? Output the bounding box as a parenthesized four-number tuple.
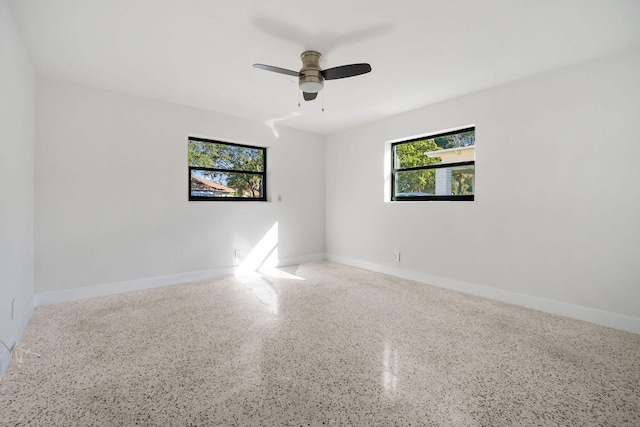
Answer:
(1, 262, 639, 426)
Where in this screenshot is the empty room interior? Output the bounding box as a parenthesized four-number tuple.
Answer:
(1, 0, 640, 425)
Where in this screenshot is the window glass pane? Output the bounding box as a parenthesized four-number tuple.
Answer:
(432, 129, 475, 149)
(189, 140, 264, 172)
(448, 165, 475, 195)
(395, 164, 475, 197)
(190, 169, 264, 199)
(394, 140, 442, 169)
(394, 169, 436, 196)
(394, 129, 475, 169)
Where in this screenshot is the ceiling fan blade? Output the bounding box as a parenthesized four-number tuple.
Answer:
(253, 63, 300, 77)
(303, 92, 318, 101)
(321, 63, 371, 80)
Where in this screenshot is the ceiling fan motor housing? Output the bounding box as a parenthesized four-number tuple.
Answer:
(299, 51, 324, 93)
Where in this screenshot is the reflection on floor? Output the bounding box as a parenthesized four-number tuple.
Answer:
(1, 261, 639, 426)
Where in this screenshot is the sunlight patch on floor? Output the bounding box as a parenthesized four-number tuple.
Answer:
(234, 222, 305, 313)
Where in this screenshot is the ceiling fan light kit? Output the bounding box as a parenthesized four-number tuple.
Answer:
(299, 51, 324, 93)
(253, 50, 371, 102)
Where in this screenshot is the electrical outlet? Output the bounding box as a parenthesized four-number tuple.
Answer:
(393, 251, 401, 262)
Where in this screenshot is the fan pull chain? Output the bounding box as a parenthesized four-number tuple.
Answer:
(322, 90, 325, 112)
(298, 90, 301, 108)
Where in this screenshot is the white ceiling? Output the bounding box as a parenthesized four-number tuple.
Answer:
(8, 0, 640, 135)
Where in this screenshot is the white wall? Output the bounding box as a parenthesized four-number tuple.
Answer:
(35, 79, 325, 293)
(325, 47, 640, 322)
(0, 0, 36, 374)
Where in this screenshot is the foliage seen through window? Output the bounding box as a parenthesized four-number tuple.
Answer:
(392, 128, 475, 201)
(188, 138, 266, 201)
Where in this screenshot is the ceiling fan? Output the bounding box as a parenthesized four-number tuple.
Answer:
(253, 51, 372, 101)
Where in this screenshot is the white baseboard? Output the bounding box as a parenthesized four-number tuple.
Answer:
(35, 266, 238, 306)
(0, 295, 36, 379)
(35, 253, 327, 307)
(326, 253, 640, 335)
(276, 252, 325, 267)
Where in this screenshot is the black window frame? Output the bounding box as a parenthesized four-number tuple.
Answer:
(188, 137, 267, 202)
(391, 127, 475, 202)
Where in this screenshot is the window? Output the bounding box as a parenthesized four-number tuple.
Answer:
(188, 137, 266, 201)
(391, 127, 475, 201)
